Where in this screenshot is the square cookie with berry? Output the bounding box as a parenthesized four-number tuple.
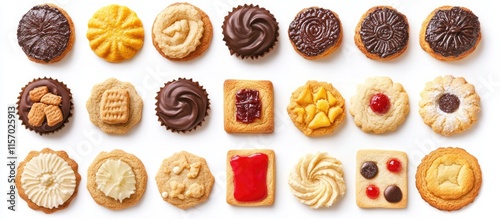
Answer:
(356, 149, 407, 208)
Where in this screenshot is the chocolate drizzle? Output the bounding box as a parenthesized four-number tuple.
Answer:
(289, 7, 341, 57)
(222, 5, 279, 59)
(17, 5, 72, 63)
(360, 7, 409, 58)
(425, 7, 480, 57)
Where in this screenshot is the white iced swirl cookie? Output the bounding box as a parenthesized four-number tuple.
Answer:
(95, 159, 136, 203)
(349, 77, 409, 134)
(419, 75, 480, 136)
(288, 152, 346, 209)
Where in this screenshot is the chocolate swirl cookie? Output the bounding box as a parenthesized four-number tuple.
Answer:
(17, 4, 75, 64)
(355, 6, 409, 60)
(222, 4, 279, 59)
(156, 78, 209, 133)
(288, 7, 343, 60)
(420, 6, 481, 61)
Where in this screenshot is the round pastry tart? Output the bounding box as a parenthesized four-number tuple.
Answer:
(419, 75, 480, 136)
(349, 77, 409, 134)
(420, 6, 481, 61)
(354, 6, 409, 60)
(17, 4, 75, 64)
(288, 7, 343, 60)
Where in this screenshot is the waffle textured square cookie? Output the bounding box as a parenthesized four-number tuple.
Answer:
(224, 79, 274, 134)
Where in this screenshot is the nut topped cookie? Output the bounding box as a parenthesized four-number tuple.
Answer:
(419, 75, 480, 136)
(287, 80, 345, 137)
(349, 77, 409, 134)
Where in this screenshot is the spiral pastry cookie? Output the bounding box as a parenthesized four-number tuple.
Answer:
(222, 4, 279, 59)
(152, 3, 213, 61)
(355, 6, 409, 60)
(156, 78, 210, 133)
(420, 6, 481, 61)
(288, 152, 346, 209)
(87, 5, 144, 63)
(419, 75, 480, 136)
(17, 4, 75, 64)
(288, 7, 343, 60)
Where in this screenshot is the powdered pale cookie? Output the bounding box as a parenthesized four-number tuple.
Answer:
(287, 80, 345, 137)
(350, 77, 409, 134)
(152, 2, 213, 61)
(87, 4, 144, 62)
(16, 148, 80, 214)
(288, 152, 345, 209)
(227, 149, 275, 206)
(416, 147, 482, 211)
(419, 75, 480, 136)
(86, 78, 143, 134)
(87, 149, 147, 210)
(156, 151, 214, 209)
(356, 149, 408, 209)
(224, 80, 274, 134)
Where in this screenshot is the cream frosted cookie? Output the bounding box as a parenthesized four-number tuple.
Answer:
(288, 152, 346, 209)
(350, 77, 409, 134)
(87, 149, 147, 210)
(419, 75, 480, 136)
(16, 148, 80, 214)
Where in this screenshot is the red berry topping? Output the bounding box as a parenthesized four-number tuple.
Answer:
(370, 93, 390, 114)
(366, 185, 380, 199)
(387, 158, 401, 173)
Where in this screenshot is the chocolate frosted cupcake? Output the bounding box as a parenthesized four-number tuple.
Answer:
(17, 78, 73, 135)
(155, 78, 210, 133)
(17, 4, 75, 64)
(222, 4, 279, 59)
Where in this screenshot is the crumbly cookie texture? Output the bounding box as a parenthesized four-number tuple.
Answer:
(350, 77, 409, 134)
(156, 151, 214, 209)
(87, 149, 147, 210)
(288, 152, 345, 209)
(16, 148, 80, 214)
(416, 147, 482, 211)
(419, 75, 480, 136)
(287, 80, 345, 137)
(224, 80, 274, 134)
(86, 78, 143, 134)
(356, 149, 408, 209)
(152, 2, 213, 61)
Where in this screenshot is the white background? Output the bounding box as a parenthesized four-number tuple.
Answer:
(1, 0, 499, 218)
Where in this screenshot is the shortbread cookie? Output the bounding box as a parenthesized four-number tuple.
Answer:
(416, 147, 482, 211)
(288, 7, 343, 60)
(420, 6, 481, 61)
(287, 80, 345, 137)
(224, 80, 274, 134)
(356, 149, 408, 208)
(288, 152, 346, 209)
(419, 75, 480, 136)
(227, 149, 275, 206)
(16, 148, 80, 213)
(354, 6, 409, 60)
(87, 4, 144, 63)
(17, 4, 75, 64)
(155, 151, 214, 209)
(86, 78, 143, 134)
(152, 2, 213, 61)
(17, 78, 73, 135)
(350, 77, 409, 134)
(87, 149, 147, 210)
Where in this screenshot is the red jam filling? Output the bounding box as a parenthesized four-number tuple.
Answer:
(366, 184, 380, 199)
(386, 158, 402, 173)
(235, 89, 261, 123)
(230, 153, 268, 202)
(370, 93, 390, 114)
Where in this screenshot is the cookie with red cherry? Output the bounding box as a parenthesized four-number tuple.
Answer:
(356, 149, 408, 208)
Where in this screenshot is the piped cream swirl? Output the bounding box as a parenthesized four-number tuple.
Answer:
(96, 159, 136, 202)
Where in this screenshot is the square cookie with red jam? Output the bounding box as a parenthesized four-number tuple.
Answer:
(356, 149, 408, 208)
(226, 149, 275, 206)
